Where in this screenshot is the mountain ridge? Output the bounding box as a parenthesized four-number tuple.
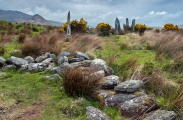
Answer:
(0, 9, 62, 26)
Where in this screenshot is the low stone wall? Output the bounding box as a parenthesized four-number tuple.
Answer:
(0, 51, 177, 120)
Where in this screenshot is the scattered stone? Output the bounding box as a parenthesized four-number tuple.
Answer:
(114, 80, 143, 93)
(10, 56, 28, 67)
(120, 95, 157, 118)
(105, 91, 146, 107)
(144, 109, 177, 120)
(86, 106, 110, 120)
(24, 56, 34, 63)
(75, 52, 90, 60)
(0, 57, 6, 67)
(58, 56, 68, 65)
(28, 63, 47, 72)
(100, 75, 119, 89)
(90, 59, 107, 71)
(35, 55, 47, 63)
(46, 74, 60, 79)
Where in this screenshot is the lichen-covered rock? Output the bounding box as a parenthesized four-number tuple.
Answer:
(0, 57, 6, 67)
(86, 106, 110, 120)
(10, 56, 28, 67)
(58, 56, 68, 65)
(100, 75, 119, 89)
(28, 63, 47, 72)
(68, 57, 84, 63)
(143, 109, 177, 120)
(105, 91, 146, 107)
(35, 55, 47, 63)
(93, 90, 116, 106)
(70, 60, 92, 68)
(120, 95, 157, 118)
(57, 62, 73, 75)
(114, 80, 143, 93)
(24, 56, 34, 63)
(75, 52, 89, 60)
(90, 59, 107, 71)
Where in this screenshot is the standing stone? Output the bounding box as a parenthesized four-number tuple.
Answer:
(132, 19, 135, 31)
(67, 11, 71, 36)
(115, 18, 121, 35)
(126, 18, 129, 27)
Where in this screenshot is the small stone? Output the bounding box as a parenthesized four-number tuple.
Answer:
(75, 52, 90, 60)
(35, 55, 47, 63)
(90, 70, 105, 78)
(86, 106, 110, 120)
(144, 109, 177, 120)
(58, 56, 68, 65)
(49, 54, 56, 59)
(104, 66, 114, 76)
(24, 56, 34, 63)
(120, 95, 157, 118)
(58, 51, 70, 58)
(68, 57, 84, 63)
(114, 80, 143, 93)
(41, 58, 53, 66)
(28, 63, 47, 72)
(100, 75, 119, 89)
(57, 62, 73, 75)
(70, 60, 92, 68)
(0, 57, 6, 67)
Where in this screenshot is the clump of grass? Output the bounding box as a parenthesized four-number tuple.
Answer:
(0, 44, 5, 55)
(62, 68, 101, 98)
(32, 26, 39, 32)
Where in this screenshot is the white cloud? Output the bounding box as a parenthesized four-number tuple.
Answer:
(148, 11, 168, 15)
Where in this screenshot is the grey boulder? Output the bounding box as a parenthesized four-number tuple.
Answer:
(75, 52, 89, 60)
(100, 75, 119, 89)
(41, 58, 53, 66)
(0, 57, 6, 66)
(90, 59, 107, 71)
(28, 63, 47, 72)
(57, 62, 73, 75)
(10, 56, 28, 67)
(35, 55, 47, 63)
(86, 106, 110, 120)
(24, 56, 34, 63)
(114, 80, 143, 93)
(144, 109, 177, 120)
(58, 56, 68, 65)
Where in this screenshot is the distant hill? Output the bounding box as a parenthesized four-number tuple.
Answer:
(0, 9, 62, 26)
(179, 24, 183, 28)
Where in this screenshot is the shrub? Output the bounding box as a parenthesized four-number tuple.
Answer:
(32, 26, 39, 32)
(135, 24, 147, 34)
(18, 33, 26, 43)
(60, 18, 87, 33)
(155, 28, 160, 32)
(96, 23, 111, 36)
(10, 50, 22, 57)
(162, 23, 181, 31)
(62, 68, 101, 98)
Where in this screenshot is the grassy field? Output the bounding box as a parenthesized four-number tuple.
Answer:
(0, 21, 182, 119)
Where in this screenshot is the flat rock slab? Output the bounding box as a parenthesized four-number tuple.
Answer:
(144, 109, 177, 120)
(86, 106, 110, 120)
(105, 91, 146, 107)
(46, 74, 60, 80)
(75, 52, 90, 60)
(10, 56, 28, 67)
(114, 80, 143, 93)
(120, 95, 157, 118)
(35, 55, 47, 63)
(100, 75, 119, 89)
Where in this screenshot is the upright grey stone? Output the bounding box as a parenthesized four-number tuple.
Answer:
(126, 18, 129, 27)
(115, 18, 121, 35)
(131, 19, 135, 31)
(67, 11, 71, 36)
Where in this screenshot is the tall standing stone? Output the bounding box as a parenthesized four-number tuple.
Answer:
(126, 18, 129, 27)
(67, 11, 71, 36)
(115, 18, 121, 35)
(132, 19, 135, 31)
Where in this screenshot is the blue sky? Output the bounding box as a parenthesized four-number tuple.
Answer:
(0, 0, 183, 27)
